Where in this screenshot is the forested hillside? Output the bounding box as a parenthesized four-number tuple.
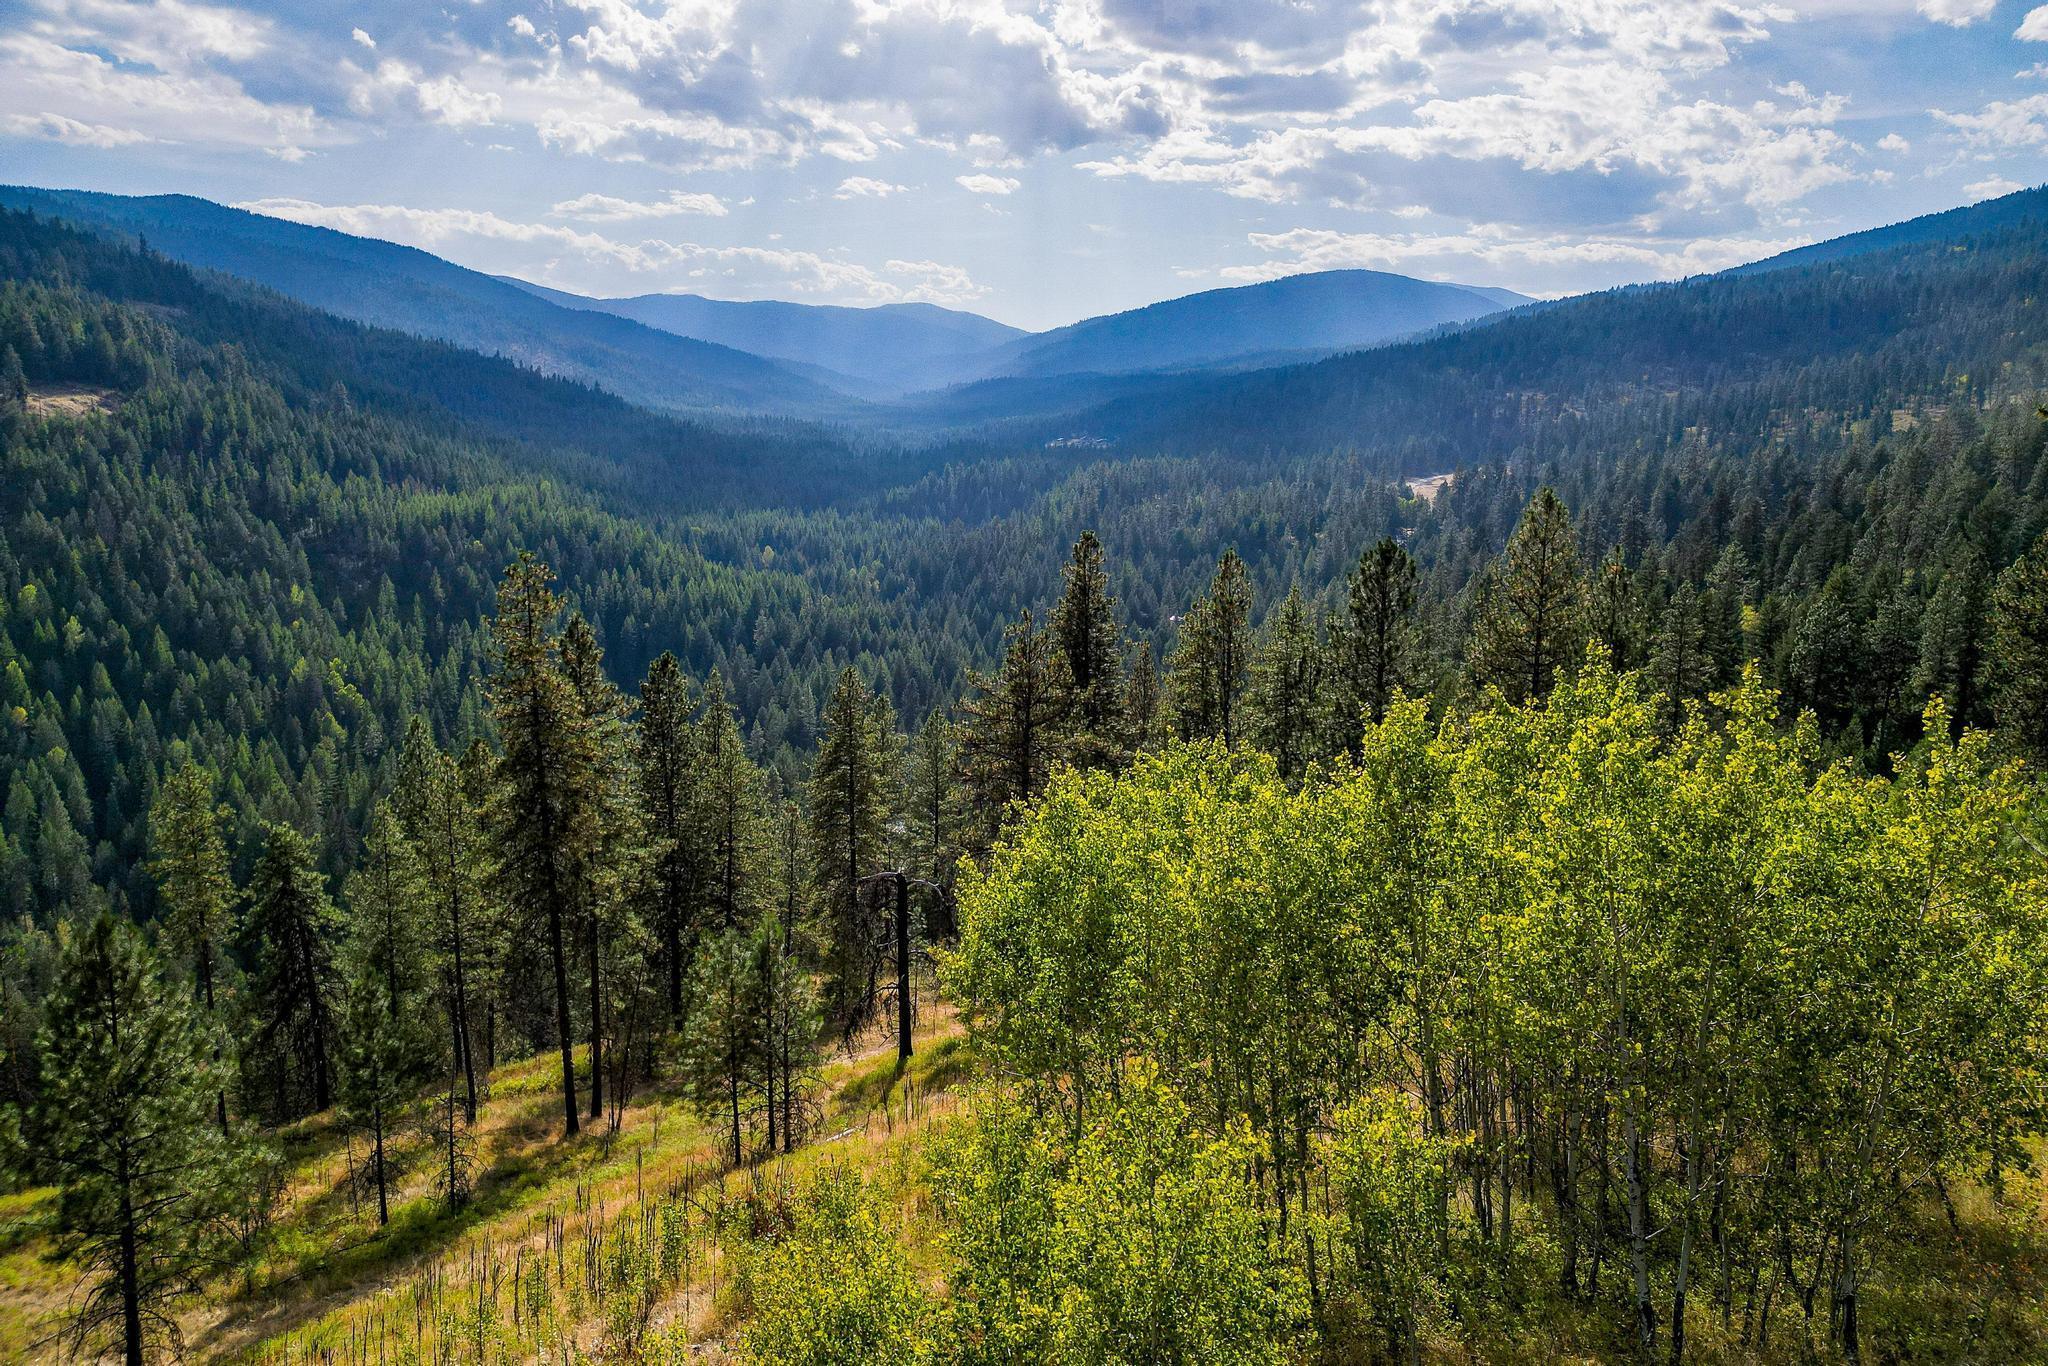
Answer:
(2, 187, 2047, 1362)
(0, 187, 851, 418)
(1068, 186, 2048, 463)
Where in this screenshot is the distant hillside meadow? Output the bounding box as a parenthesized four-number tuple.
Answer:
(2, 182, 2047, 1364)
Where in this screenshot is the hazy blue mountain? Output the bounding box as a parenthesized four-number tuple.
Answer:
(501, 277, 1023, 395)
(1030, 187, 2048, 465)
(0, 185, 854, 418)
(954, 269, 1531, 383)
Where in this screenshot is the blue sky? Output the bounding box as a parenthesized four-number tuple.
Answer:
(0, 0, 2043, 329)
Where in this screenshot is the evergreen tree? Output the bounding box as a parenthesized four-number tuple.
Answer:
(1587, 547, 1643, 670)
(1789, 585, 1867, 734)
(1247, 584, 1325, 783)
(1990, 531, 2048, 763)
(681, 921, 770, 1167)
(244, 822, 341, 1120)
(697, 669, 773, 932)
(766, 799, 824, 1153)
(486, 554, 594, 1138)
(148, 761, 236, 1129)
(1124, 641, 1163, 755)
(560, 612, 640, 1124)
(636, 652, 700, 1020)
(458, 739, 509, 1076)
(958, 611, 1068, 852)
(901, 713, 962, 934)
(1167, 550, 1255, 747)
(1916, 546, 1993, 740)
(0, 344, 26, 408)
(1332, 537, 1418, 751)
(1700, 545, 1751, 686)
(391, 721, 489, 1125)
(37, 914, 242, 1365)
(334, 959, 433, 1227)
(1049, 531, 1128, 770)
(1648, 585, 1711, 732)
(1468, 488, 1586, 704)
(808, 667, 898, 1030)
(1863, 585, 1922, 752)
(342, 809, 431, 1028)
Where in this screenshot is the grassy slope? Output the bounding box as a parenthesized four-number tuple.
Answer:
(2, 997, 2044, 1362)
(0, 996, 973, 1364)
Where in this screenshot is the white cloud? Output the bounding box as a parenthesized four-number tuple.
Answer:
(1934, 94, 2048, 147)
(1, 111, 153, 147)
(1918, 0, 1998, 24)
(2020, 6, 2048, 39)
(835, 176, 906, 198)
(352, 27, 375, 49)
(1964, 175, 2026, 198)
(955, 173, 1020, 195)
(1877, 132, 1911, 153)
(235, 197, 986, 305)
(549, 190, 728, 220)
(1224, 223, 1807, 292)
(0, 33, 321, 156)
(348, 59, 501, 129)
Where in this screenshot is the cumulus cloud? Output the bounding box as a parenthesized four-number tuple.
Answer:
(1, 110, 153, 147)
(0, 31, 321, 156)
(1877, 132, 1911, 153)
(835, 176, 906, 198)
(955, 173, 1020, 195)
(550, 190, 728, 220)
(1965, 175, 2026, 198)
(2020, 6, 2048, 40)
(1221, 222, 1807, 293)
(235, 197, 986, 305)
(1934, 94, 2048, 147)
(1917, 0, 1998, 24)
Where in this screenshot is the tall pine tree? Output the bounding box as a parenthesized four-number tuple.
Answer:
(486, 554, 595, 1138)
(636, 652, 700, 1021)
(1468, 488, 1586, 704)
(148, 761, 236, 1129)
(1248, 584, 1325, 783)
(38, 914, 243, 1365)
(1050, 531, 1128, 770)
(808, 667, 897, 1030)
(244, 822, 341, 1120)
(1332, 537, 1418, 752)
(958, 610, 1068, 853)
(1167, 550, 1255, 747)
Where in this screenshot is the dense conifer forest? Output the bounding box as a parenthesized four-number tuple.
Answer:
(2, 192, 2048, 1362)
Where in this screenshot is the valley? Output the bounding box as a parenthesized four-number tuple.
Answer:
(2, 178, 2047, 1363)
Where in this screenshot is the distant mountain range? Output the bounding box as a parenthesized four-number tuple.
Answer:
(511, 268, 1530, 396)
(0, 184, 1531, 412)
(498, 279, 1025, 395)
(0, 186, 860, 418)
(958, 271, 1528, 384)
(1032, 184, 2048, 465)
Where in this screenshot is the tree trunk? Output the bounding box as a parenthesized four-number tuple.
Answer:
(448, 869, 478, 1124)
(1628, 1119, 1655, 1360)
(586, 906, 603, 1122)
(118, 1152, 142, 1366)
(896, 875, 914, 1062)
(373, 1102, 390, 1226)
(547, 891, 578, 1137)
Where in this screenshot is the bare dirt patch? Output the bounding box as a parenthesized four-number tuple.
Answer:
(1405, 471, 1453, 504)
(24, 384, 119, 419)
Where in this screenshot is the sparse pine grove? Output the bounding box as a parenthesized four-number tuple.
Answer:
(1, 495, 2047, 1364)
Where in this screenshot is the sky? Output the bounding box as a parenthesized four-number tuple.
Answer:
(0, 1, 2044, 330)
